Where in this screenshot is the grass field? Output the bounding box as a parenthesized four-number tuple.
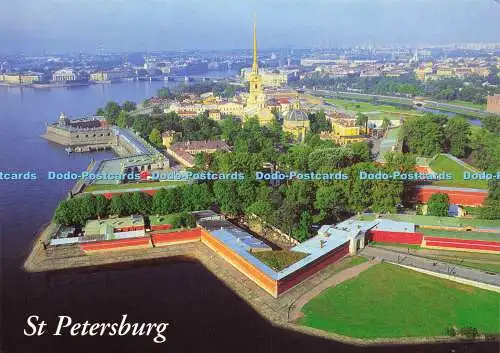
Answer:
(356, 214, 500, 229)
(429, 154, 488, 189)
(324, 98, 420, 115)
(419, 228, 500, 242)
(252, 251, 308, 271)
(299, 263, 500, 338)
(449, 100, 486, 110)
(85, 180, 185, 192)
(149, 214, 179, 226)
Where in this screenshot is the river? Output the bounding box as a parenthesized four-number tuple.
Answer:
(0, 79, 497, 353)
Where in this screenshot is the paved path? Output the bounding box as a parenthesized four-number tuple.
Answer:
(361, 247, 500, 286)
(289, 259, 380, 322)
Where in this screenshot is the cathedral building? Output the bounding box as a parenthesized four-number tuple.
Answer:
(243, 19, 276, 126)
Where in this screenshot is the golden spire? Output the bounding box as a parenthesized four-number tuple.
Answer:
(252, 15, 258, 74)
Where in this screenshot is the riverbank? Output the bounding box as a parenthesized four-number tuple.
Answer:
(23, 222, 498, 346)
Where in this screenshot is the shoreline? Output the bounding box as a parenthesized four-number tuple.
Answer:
(23, 222, 496, 347)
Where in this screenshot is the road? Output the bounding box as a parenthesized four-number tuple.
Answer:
(361, 246, 500, 287)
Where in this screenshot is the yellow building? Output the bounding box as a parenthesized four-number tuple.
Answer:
(243, 19, 275, 126)
(208, 110, 222, 120)
(436, 67, 454, 78)
(283, 110, 310, 143)
(330, 118, 367, 145)
(1, 72, 43, 84)
(162, 131, 176, 148)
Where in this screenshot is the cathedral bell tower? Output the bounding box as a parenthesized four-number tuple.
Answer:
(247, 17, 265, 109)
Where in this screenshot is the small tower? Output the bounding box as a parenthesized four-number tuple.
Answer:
(58, 112, 69, 127)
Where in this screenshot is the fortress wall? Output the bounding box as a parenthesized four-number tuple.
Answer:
(369, 230, 424, 245)
(277, 241, 350, 295)
(80, 237, 152, 253)
(151, 228, 201, 247)
(200, 228, 278, 297)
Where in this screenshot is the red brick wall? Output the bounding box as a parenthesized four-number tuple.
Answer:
(369, 230, 424, 245)
(151, 228, 201, 245)
(80, 237, 151, 252)
(151, 224, 172, 231)
(114, 225, 145, 232)
(406, 186, 487, 206)
(277, 242, 350, 295)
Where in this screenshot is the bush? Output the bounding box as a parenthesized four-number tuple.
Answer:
(446, 326, 457, 337)
(458, 327, 480, 338)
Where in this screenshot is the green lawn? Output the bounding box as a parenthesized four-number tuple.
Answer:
(299, 263, 500, 338)
(149, 214, 179, 226)
(419, 228, 500, 242)
(449, 100, 486, 110)
(85, 180, 185, 192)
(252, 251, 308, 271)
(324, 98, 420, 115)
(429, 154, 488, 189)
(356, 214, 500, 228)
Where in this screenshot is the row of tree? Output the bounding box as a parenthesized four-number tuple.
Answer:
(400, 114, 471, 157)
(54, 184, 213, 226)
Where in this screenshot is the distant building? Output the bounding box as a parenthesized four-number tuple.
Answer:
(1, 72, 44, 84)
(42, 112, 116, 148)
(323, 113, 367, 145)
(90, 70, 126, 82)
(166, 140, 231, 168)
(487, 94, 500, 114)
(52, 68, 81, 82)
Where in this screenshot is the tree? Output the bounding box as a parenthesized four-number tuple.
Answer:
(314, 184, 346, 220)
(381, 117, 391, 131)
(371, 179, 403, 213)
(482, 116, 500, 135)
(401, 115, 444, 157)
(109, 195, 127, 216)
(157, 87, 173, 98)
(116, 110, 128, 128)
(445, 116, 470, 158)
(427, 193, 449, 217)
(149, 128, 163, 148)
(213, 181, 241, 215)
(349, 142, 370, 163)
(479, 199, 500, 220)
(246, 200, 276, 224)
(309, 110, 331, 133)
(94, 195, 109, 219)
(384, 152, 416, 173)
(54, 200, 73, 226)
(104, 101, 121, 125)
(292, 211, 312, 242)
(122, 100, 136, 112)
(355, 113, 369, 135)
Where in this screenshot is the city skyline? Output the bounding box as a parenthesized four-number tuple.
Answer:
(1, 0, 500, 54)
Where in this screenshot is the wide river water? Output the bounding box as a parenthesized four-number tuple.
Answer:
(0, 79, 496, 353)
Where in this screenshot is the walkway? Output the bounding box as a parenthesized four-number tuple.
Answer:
(289, 259, 379, 321)
(361, 247, 500, 286)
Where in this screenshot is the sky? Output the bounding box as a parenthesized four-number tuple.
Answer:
(1, 0, 500, 53)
